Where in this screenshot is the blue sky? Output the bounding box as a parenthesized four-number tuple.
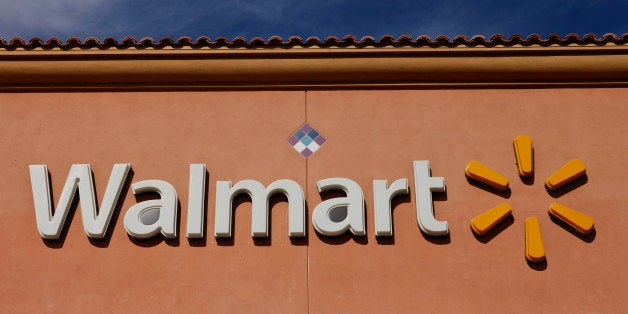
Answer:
(1, 0, 626, 41)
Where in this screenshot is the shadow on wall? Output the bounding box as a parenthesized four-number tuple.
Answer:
(466, 176, 512, 199)
(527, 259, 548, 271)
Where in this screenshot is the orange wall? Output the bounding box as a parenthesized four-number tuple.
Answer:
(1, 89, 626, 312)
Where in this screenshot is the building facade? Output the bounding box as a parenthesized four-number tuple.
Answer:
(1, 34, 627, 312)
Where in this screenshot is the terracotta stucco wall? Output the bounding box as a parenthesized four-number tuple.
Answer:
(0, 89, 626, 312)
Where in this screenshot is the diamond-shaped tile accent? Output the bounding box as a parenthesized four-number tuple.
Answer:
(287, 123, 326, 158)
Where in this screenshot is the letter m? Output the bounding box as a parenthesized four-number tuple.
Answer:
(29, 164, 130, 239)
(214, 179, 306, 238)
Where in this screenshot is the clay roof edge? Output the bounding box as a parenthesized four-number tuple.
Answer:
(1, 33, 626, 50)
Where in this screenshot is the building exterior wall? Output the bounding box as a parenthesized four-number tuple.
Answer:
(1, 39, 626, 312)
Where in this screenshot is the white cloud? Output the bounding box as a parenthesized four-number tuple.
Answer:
(0, 0, 113, 39)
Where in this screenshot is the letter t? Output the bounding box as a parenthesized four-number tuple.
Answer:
(413, 160, 448, 236)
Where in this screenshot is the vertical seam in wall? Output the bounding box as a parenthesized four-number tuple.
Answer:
(304, 89, 310, 314)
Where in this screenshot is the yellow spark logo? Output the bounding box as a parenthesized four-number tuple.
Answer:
(465, 135, 594, 263)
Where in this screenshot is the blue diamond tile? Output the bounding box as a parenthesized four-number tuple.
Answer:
(294, 129, 306, 139)
(301, 124, 313, 133)
(287, 135, 299, 145)
(287, 123, 327, 158)
(301, 135, 314, 145)
(307, 129, 320, 139)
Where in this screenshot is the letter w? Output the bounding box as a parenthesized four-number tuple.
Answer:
(29, 164, 130, 239)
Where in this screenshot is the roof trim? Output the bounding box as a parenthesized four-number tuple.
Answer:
(1, 34, 627, 91)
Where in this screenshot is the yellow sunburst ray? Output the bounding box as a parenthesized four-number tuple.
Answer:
(513, 134, 534, 177)
(465, 161, 509, 190)
(525, 217, 546, 262)
(545, 158, 586, 190)
(548, 202, 595, 235)
(470, 203, 512, 235)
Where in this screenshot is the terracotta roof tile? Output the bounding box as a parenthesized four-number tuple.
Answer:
(0, 34, 626, 50)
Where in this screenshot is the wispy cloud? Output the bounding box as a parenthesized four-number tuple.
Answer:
(0, 0, 625, 41)
(0, 0, 112, 39)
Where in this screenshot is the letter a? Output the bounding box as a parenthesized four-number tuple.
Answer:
(312, 178, 365, 236)
(124, 180, 178, 239)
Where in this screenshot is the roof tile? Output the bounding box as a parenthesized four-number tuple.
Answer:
(0, 34, 625, 50)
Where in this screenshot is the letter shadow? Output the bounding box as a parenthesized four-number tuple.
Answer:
(420, 232, 451, 245)
(315, 190, 368, 245)
(549, 214, 596, 243)
(89, 169, 135, 248)
(215, 236, 234, 246)
(128, 194, 181, 248)
(547, 174, 588, 198)
(188, 169, 210, 247)
(466, 177, 511, 199)
(376, 193, 412, 245)
(316, 232, 368, 246)
(472, 215, 515, 244)
(420, 190, 451, 245)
